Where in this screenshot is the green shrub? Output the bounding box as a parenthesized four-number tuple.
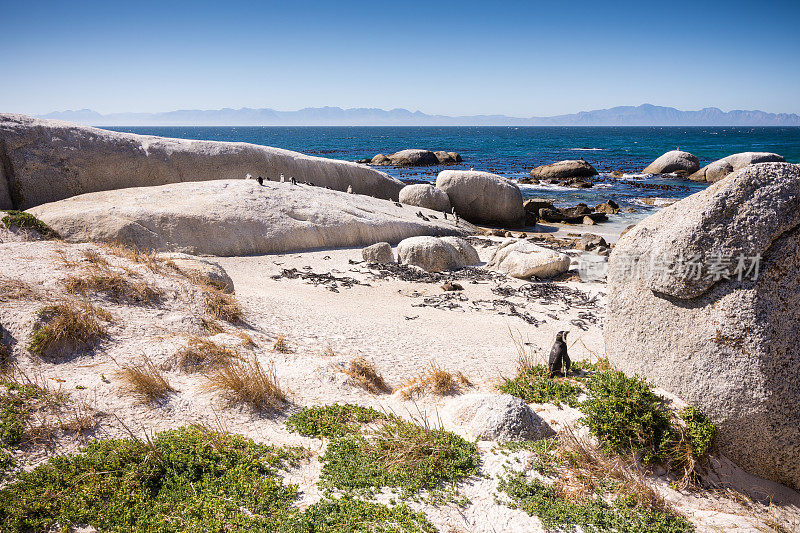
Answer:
(498, 472, 693, 533)
(497, 364, 583, 407)
(286, 404, 387, 438)
(679, 407, 717, 456)
(281, 496, 436, 532)
(0, 425, 436, 532)
(0, 211, 58, 239)
(580, 371, 674, 463)
(287, 406, 479, 498)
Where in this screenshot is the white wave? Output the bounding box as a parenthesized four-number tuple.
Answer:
(569, 147, 604, 151)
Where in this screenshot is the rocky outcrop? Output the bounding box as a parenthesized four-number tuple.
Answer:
(487, 239, 571, 279)
(396, 236, 479, 272)
(158, 253, 235, 293)
(594, 199, 620, 214)
(529, 159, 598, 181)
(642, 150, 700, 175)
(369, 149, 461, 167)
(29, 179, 473, 256)
(605, 162, 800, 489)
(442, 393, 551, 441)
(0, 113, 404, 210)
(538, 203, 608, 224)
(398, 184, 452, 212)
(362, 242, 394, 263)
(433, 151, 462, 165)
(688, 152, 785, 183)
(436, 170, 525, 227)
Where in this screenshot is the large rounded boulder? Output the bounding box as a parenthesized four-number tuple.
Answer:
(396, 236, 479, 272)
(0, 114, 404, 210)
(398, 184, 452, 212)
(487, 239, 571, 279)
(689, 152, 785, 183)
(28, 180, 473, 256)
(642, 150, 700, 175)
(529, 159, 598, 180)
(435, 170, 525, 227)
(605, 162, 800, 489)
(388, 149, 439, 167)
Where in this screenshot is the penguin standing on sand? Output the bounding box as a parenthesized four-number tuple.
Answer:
(256, 176, 264, 186)
(548, 331, 571, 378)
(290, 176, 297, 185)
(280, 174, 285, 183)
(451, 207, 459, 224)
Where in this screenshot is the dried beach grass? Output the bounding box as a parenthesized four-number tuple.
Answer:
(0, 277, 38, 302)
(204, 356, 286, 411)
(28, 301, 110, 359)
(271, 334, 292, 354)
(118, 356, 176, 404)
(63, 262, 163, 305)
(102, 242, 164, 273)
(400, 362, 470, 400)
(203, 287, 243, 323)
(174, 336, 238, 373)
(555, 428, 669, 512)
(344, 356, 392, 394)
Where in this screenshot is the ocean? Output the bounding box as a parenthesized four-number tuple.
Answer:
(104, 126, 800, 227)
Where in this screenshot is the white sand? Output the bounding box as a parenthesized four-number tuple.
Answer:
(2, 237, 798, 532)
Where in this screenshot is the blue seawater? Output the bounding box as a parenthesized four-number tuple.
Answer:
(103, 126, 800, 221)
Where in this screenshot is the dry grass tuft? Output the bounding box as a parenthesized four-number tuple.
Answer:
(81, 248, 109, 266)
(234, 330, 257, 349)
(29, 301, 109, 359)
(271, 334, 292, 354)
(59, 401, 101, 437)
(204, 356, 286, 411)
(555, 428, 669, 512)
(118, 357, 176, 404)
(0, 277, 38, 302)
(199, 316, 225, 335)
(400, 362, 471, 400)
(102, 242, 164, 273)
(63, 263, 163, 305)
(319, 345, 336, 357)
(344, 356, 392, 394)
(173, 336, 238, 373)
(203, 287, 243, 323)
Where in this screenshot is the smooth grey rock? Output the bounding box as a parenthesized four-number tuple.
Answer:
(158, 253, 235, 293)
(29, 180, 473, 256)
(487, 239, 571, 279)
(643, 150, 700, 175)
(388, 149, 439, 167)
(529, 159, 598, 180)
(399, 184, 452, 212)
(442, 393, 551, 441)
(362, 242, 394, 263)
(434, 151, 462, 165)
(0, 113, 403, 210)
(688, 152, 785, 183)
(396, 236, 479, 272)
(606, 162, 800, 489)
(436, 170, 525, 227)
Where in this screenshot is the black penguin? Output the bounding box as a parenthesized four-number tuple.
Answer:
(256, 176, 264, 186)
(290, 177, 297, 185)
(548, 331, 570, 378)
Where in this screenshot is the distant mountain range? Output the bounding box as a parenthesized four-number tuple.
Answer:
(37, 104, 800, 126)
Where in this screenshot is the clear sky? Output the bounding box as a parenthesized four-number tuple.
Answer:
(2, 0, 798, 116)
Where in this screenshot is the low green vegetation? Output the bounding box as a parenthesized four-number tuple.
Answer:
(286, 404, 387, 438)
(580, 370, 674, 464)
(0, 425, 436, 533)
(0, 210, 58, 239)
(287, 404, 479, 499)
(498, 473, 693, 533)
(497, 363, 584, 407)
(679, 407, 717, 457)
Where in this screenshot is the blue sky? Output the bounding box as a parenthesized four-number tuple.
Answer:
(1, 0, 798, 116)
